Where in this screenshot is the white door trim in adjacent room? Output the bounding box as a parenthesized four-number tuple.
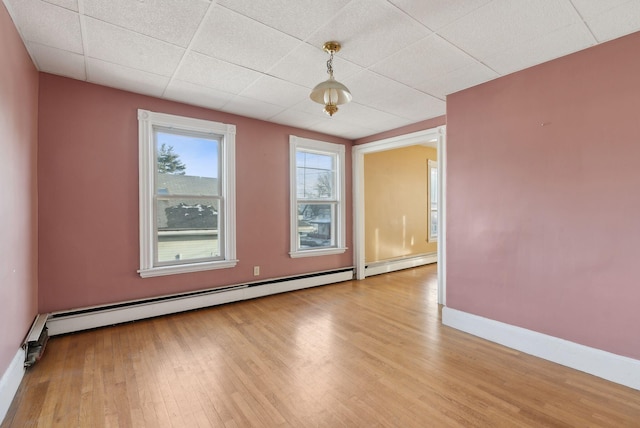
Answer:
(352, 126, 447, 305)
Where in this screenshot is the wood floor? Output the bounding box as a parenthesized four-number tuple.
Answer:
(3, 264, 640, 427)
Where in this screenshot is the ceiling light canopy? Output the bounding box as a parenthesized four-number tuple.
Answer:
(310, 41, 352, 117)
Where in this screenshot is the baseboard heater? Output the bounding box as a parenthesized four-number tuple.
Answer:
(46, 267, 354, 336)
(365, 253, 437, 277)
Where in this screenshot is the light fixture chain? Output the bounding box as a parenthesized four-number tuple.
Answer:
(326, 51, 334, 77)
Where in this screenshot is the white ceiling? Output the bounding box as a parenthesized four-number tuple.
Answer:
(4, 0, 640, 140)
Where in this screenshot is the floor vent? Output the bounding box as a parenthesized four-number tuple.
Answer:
(24, 314, 49, 368)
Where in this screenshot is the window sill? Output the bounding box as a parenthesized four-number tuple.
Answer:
(138, 259, 238, 278)
(289, 248, 347, 258)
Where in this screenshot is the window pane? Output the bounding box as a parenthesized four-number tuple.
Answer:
(297, 203, 335, 249)
(428, 162, 438, 241)
(430, 167, 438, 203)
(296, 151, 335, 199)
(154, 129, 222, 263)
(430, 211, 438, 238)
(156, 173, 219, 197)
(155, 129, 219, 196)
(156, 198, 220, 263)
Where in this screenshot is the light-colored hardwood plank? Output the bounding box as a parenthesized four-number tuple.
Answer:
(3, 264, 640, 427)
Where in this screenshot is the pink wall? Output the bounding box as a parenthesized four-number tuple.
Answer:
(0, 4, 39, 376)
(38, 75, 352, 312)
(446, 31, 640, 360)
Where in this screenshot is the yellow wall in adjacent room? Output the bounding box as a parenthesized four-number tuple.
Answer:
(364, 145, 437, 263)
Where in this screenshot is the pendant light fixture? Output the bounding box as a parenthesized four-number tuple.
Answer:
(309, 41, 352, 116)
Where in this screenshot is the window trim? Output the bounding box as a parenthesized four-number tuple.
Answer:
(289, 135, 346, 258)
(138, 109, 237, 278)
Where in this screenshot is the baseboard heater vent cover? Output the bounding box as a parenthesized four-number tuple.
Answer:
(24, 314, 49, 368)
(46, 267, 355, 336)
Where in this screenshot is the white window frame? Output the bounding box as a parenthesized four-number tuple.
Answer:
(428, 159, 438, 243)
(289, 135, 346, 258)
(138, 109, 237, 278)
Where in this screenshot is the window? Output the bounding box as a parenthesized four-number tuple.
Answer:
(290, 136, 346, 258)
(428, 159, 438, 243)
(138, 109, 237, 277)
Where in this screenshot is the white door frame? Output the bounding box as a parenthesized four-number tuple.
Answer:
(352, 125, 447, 305)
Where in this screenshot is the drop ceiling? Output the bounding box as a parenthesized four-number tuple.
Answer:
(4, 0, 640, 139)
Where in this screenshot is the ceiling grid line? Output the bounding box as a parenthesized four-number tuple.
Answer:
(76, 0, 89, 81)
(567, 0, 600, 44)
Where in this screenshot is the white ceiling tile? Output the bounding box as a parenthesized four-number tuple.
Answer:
(416, 62, 498, 99)
(86, 58, 170, 98)
(240, 75, 310, 108)
(484, 23, 595, 75)
(571, 0, 634, 18)
(216, 0, 352, 40)
(388, 0, 493, 31)
(440, 0, 582, 59)
(341, 103, 414, 132)
(174, 51, 262, 94)
(344, 71, 445, 119)
(27, 42, 86, 79)
(164, 80, 235, 111)
(308, 0, 432, 67)
(386, 89, 446, 121)
(191, 5, 302, 72)
(43, 0, 78, 12)
(269, 109, 325, 130)
(82, 0, 210, 47)
(341, 71, 391, 102)
(371, 35, 478, 88)
(579, 1, 640, 43)
(6, 0, 82, 53)
(308, 117, 375, 139)
(85, 17, 184, 77)
(269, 42, 364, 89)
(223, 95, 286, 120)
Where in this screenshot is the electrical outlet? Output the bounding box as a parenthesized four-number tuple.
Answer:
(253, 266, 260, 276)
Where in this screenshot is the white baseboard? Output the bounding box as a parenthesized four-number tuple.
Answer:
(47, 269, 354, 336)
(0, 348, 25, 425)
(365, 253, 437, 277)
(442, 307, 640, 391)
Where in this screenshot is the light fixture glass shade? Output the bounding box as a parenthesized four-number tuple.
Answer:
(310, 41, 352, 116)
(310, 76, 352, 116)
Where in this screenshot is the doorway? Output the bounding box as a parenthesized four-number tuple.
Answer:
(353, 126, 447, 305)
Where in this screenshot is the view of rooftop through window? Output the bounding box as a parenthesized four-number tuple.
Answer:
(154, 129, 222, 264)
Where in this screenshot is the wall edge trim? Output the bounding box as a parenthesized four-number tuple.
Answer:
(0, 348, 25, 425)
(442, 307, 640, 391)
